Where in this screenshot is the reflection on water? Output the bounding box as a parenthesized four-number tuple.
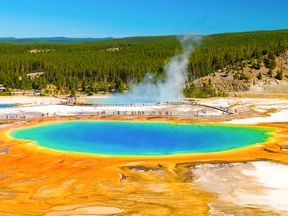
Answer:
(86, 96, 157, 105)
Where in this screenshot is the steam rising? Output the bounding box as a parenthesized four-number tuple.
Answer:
(129, 35, 200, 102)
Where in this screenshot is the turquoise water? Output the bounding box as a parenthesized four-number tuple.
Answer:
(10, 121, 272, 156)
(87, 96, 156, 105)
(0, 104, 16, 108)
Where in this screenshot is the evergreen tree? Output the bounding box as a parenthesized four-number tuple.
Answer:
(275, 70, 283, 80)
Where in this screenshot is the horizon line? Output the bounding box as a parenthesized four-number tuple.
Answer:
(0, 28, 288, 39)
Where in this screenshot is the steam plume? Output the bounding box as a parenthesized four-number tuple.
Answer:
(129, 35, 200, 102)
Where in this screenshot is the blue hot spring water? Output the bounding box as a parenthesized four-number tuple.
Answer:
(10, 121, 272, 156)
(0, 104, 17, 108)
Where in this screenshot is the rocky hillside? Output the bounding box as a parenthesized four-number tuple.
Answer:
(193, 52, 288, 94)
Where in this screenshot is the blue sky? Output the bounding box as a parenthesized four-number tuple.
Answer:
(0, 0, 288, 38)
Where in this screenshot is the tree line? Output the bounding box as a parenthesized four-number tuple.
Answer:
(0, 30, 287, 96)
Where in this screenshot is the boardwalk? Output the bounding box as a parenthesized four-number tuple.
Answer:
(71, 101, 234, 115)
(0, 101, 234, 120)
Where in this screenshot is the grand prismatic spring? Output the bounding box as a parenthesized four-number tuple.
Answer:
(10, 121, 273, 156)
(1, 1, 288, 214)
(2, 111, 288, 215)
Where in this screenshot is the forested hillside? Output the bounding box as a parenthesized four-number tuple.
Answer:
(0, 30, 287, 95)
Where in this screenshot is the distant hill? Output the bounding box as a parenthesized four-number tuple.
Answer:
(0, 37, 113, 44)
(201, 29, 288, 48)
(108, 29, 288, 47)
(1, 29, 288, 45)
